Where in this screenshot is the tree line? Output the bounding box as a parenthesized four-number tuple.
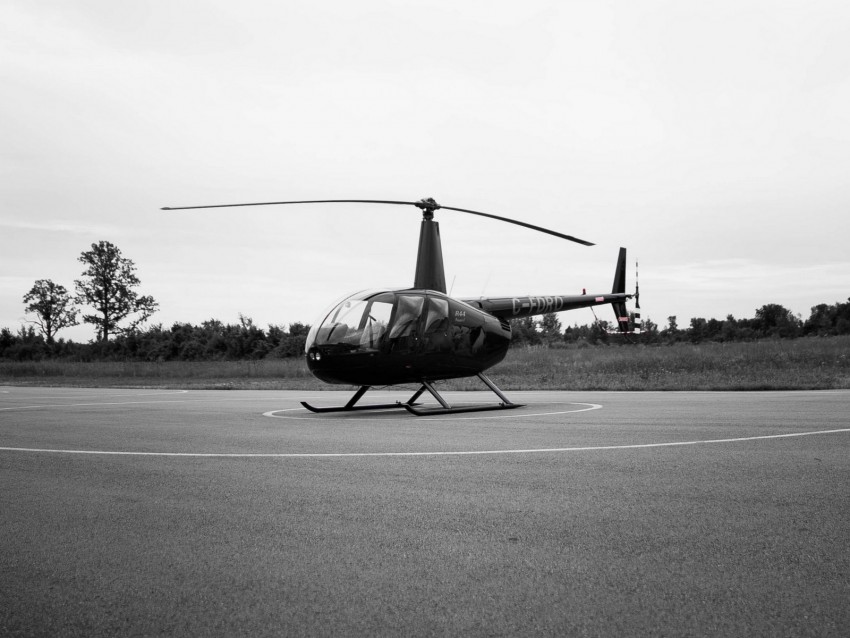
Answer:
(4, 299, 849, 362)
(7, 239, 313, 362)
(671, 300, 850, 342)
(511, 299, 850, 347)
(0, 317, 311, 362)
(4, 240, 849, 361)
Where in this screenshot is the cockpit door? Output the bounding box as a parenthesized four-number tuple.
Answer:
(387, 294, 425, 354)
(422, 296, 451, 353)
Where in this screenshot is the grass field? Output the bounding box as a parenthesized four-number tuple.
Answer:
(1, 336, 848, 391)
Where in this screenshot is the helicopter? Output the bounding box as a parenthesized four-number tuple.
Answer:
(162, 197, 635, 415)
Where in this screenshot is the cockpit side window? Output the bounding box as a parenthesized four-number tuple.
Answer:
(424, 297, 450, 334)
(359, 297, 393, 349)
(389, 295, 424, 339)
(422, 296, 451, 353)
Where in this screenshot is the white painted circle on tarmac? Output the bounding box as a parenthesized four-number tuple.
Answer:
(262, 402, 602, 420)
(1, 429, 848, 458)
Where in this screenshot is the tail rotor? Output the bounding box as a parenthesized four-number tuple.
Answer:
(633, 261, 641, 335)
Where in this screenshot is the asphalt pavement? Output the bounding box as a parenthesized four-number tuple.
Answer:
(2, 387, 849, 636)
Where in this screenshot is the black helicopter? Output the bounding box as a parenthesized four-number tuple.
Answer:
(162, 198, 635, 415)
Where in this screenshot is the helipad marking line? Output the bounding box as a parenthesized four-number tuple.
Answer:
(0, 389, 189, 400)
(0, 399, 196, 412)
(0, 392, 431, 412)
(1, 428, 848, 458)
(0, 396, 597, 416)
(0, 390, 192, 411)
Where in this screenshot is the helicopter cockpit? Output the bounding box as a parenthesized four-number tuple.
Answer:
(305, 290, 396, 353)
(306, 289, 453, 353)
(304, 288, 511, 385)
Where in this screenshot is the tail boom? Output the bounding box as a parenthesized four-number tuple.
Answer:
(461, 247, 633, 327)
(464, 292, 631, 320)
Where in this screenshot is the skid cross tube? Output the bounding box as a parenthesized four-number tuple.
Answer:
(403, 373, 524, 416)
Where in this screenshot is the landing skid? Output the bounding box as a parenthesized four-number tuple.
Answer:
(300, 385, 426, 414)
(300, 374, 523, 417)
(403, 374, 523, 416)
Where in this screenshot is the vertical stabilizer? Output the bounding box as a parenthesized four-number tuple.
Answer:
(612, 247, 627, 295)
(611, 247, 630, 332)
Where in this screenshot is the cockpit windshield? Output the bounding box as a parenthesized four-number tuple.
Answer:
(305, 290, 394, 352)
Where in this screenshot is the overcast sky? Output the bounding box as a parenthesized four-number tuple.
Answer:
(2, 0, 849, 341)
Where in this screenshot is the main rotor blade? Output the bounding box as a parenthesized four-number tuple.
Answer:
(439, 204, 595, 246)
(161, 199, 418, 211)
(161, 197, 594, 246)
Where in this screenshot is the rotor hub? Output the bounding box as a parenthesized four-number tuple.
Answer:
(415, 197, 441, 220)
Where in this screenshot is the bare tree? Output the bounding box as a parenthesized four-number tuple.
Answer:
(22, 279, 79, 344)
(74, 241, 159, 342)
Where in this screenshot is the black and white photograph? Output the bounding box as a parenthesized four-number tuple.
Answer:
(2, 1, 849, 635)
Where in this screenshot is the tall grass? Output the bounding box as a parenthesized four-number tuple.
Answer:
(0, 359, 323, 390)
(490, 337, 850, 391)
(1, 336, 848, 391)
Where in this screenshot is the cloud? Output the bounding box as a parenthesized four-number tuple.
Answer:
(0, 219, 126, 236)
